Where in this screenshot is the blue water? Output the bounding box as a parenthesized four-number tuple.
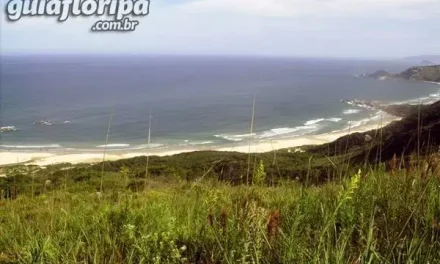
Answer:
(1, 55, 439, 150)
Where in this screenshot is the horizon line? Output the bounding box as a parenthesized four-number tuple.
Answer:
(2, 52, 436, 61)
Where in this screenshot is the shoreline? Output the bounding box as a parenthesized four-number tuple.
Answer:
(0, 113, 400, 166)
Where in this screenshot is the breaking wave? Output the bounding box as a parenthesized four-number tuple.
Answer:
(259, 126, 318, 139)
(343, 109, 361, 115)
(215, 117, 343, 142)
(95, 144, 131, 148)
(0, 144, 62, 149)
(214, 133, 256, 142)
(305, 117, 342, 126)
(185, 141, 215, 146)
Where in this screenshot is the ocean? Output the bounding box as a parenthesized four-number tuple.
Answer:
(1, 55, 439, 151)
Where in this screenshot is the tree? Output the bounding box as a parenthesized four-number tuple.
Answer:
(253, 160, 266, 186)
(120, 166, 131, 188)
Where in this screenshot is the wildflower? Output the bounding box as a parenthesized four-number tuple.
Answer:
(220, 209, 228, 230)
(389, 154, 398, 174)
(208, 212, 214, 227)
(267, 210, 280, 242)
(432, 218, 440, 230)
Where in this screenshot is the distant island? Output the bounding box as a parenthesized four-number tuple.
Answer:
(368, 65, 440, 82)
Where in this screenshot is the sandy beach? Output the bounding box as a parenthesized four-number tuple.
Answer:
(0, 114, 400, 167)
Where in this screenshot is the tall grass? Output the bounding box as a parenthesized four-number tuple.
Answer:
(1, 161, 440, 263)
(145, 111, 153, 186)
(100, 110, 114, 193)
(246, 95, 256, 185)
(1, 97, 439, 263)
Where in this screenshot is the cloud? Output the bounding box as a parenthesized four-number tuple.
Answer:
(178, 0, 438, 19)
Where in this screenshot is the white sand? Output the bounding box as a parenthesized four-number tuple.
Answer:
(0, 115, 400, 166)
(0, 152, 55, 166)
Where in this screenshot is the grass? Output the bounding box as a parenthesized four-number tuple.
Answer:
(1, 159, 440, 263)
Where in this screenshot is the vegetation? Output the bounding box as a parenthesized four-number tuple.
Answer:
(309, 100, 440, 166)
(1, 151, 440, 263)
(396, 65, 440, 82)
(1, 99, 439, 263)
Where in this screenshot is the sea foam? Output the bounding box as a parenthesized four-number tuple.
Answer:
(343, 109, 361, 115)
(305, 118, 342, 125)
(214, 133, 256, 142)
(95, 144, 131, 148)
(0, 144, 61, 149)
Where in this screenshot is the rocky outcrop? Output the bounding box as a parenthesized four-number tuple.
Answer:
(340, 99, 428, 118)
(367, 70, 394, 79)
(395, 65, 440, 82)
(0, 126, 18, 133)
(378, 104, 427, 117)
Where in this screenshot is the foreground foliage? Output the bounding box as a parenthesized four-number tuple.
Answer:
(1, 164, 440, 263)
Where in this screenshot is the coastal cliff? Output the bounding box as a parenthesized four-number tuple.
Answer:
(309, 100, 440, 164)
(396, 65, 440, 82)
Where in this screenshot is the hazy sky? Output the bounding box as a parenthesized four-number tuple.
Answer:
(1, 0, 439, 58)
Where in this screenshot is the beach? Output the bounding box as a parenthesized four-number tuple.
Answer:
(0, 113, 400, 166)
(3, 57, 438, 167)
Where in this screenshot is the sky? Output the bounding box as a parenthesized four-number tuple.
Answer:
(1, 0, 439, 58)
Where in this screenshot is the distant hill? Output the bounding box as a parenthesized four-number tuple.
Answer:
(420, 60, 434, 66)
(368, 65, 440, 82)
(403, 55, 440, 64)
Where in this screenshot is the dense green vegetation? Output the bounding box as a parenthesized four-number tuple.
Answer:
(1, 153, 440, 263)
(309, 100, 440, 166)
